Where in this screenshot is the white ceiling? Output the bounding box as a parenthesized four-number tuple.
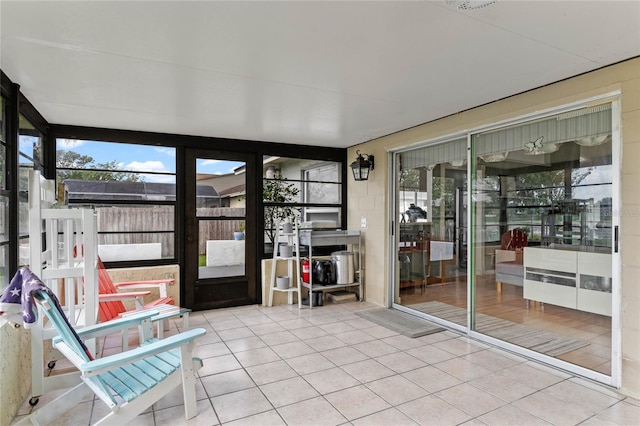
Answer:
(1, 1, 639, 148)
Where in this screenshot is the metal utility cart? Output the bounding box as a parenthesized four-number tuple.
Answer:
(298, 229, 362, 308)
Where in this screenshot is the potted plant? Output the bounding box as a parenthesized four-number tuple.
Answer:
(263, 171, 300, 251)
(234, 220, 245, 240)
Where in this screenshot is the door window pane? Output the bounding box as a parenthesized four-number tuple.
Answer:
(197, 219, 245, 279)
(195, 157, 246, 280)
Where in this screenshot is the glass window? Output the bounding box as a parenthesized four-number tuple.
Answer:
(0, 97, 6, 190)
(95, 205, 175, 261)
(262, 158, 342, 256)
(56, 139, 177, 261)
(19, 113, 43, 191)
(0, 97, 7, 289)
(0, 196, 7, 286)
(303, 162, 341, 204)
(18, 115, 43, 275)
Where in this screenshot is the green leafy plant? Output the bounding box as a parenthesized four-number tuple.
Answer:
(263, 172, 300, 245)
(56, 150, 142, 182)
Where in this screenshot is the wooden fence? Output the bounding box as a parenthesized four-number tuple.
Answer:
(96, 207, 245, 256)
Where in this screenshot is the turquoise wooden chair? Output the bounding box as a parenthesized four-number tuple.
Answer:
(20, 289, 206, 425)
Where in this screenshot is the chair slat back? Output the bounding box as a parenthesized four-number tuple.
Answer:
(97, 258, 127, 322)
(33, 290, 119, 407)
(501, 229, 528, 251)
(33, 290, 94, 363)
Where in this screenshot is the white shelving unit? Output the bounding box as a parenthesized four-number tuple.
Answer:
(268, 222, 301, 308)
(298, 229, 362, 308)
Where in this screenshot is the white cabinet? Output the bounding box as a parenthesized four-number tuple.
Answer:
(298, 230, 362, 308)
(523, 248, 577, 309)
(577, 251, 612, 316)
(268, 222, 301, 308)
(523, 247, 611, 316)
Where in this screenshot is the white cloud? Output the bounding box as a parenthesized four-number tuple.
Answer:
(200, 159, 221, 166)
(57, 139, 85, 149)
(154, 147, 176, 157)
(125, 160, 169, 173)
(124, 161, 175, 183)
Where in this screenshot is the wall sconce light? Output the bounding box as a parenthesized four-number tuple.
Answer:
(350, 151, 374, 181)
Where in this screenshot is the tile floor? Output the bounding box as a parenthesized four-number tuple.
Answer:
(13, 301, 640, 426)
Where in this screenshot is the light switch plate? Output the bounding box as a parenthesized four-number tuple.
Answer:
(361, 217, 367, 228)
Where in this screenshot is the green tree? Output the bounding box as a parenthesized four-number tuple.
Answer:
(513, 168, 592, 206)
(399, 168, 420, 190)
(56, 150, 142, 182)
(263, 172, 300, 245)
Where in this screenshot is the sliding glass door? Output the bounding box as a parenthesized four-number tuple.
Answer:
(470, 103, 615, 375)
(393, 137, 468, 327)
(392, 99, 619, 382)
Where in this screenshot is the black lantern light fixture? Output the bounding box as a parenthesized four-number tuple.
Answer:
(350, 151, 374, 181)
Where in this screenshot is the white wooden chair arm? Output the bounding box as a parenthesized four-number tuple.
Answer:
(114, 279, 174, 288)
(114, 280, 174, 298)
(72, 328, 206, 376)
(99, 291, 150, 302)
(99, 291, 149, 309)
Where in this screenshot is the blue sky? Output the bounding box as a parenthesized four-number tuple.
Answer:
(52, 138, 243, 183)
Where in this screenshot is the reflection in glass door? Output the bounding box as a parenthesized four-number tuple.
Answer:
(471, 102, 615, 376)
(184, 149, 256, 311)
(393, 137, 469, 327)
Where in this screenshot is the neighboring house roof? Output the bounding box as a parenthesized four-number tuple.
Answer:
(218, 184, 246, 198)
(197, 172, 245, 196)
(63, 180, 218, 202)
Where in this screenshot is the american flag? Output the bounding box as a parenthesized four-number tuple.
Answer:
(1, 267, 58, 327)
(1, 268, 35, 326)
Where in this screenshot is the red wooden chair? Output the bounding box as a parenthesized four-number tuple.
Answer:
(500, 228, 528, 251)
(96, 257, 174, 323)
(95, 257, 189, 346)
